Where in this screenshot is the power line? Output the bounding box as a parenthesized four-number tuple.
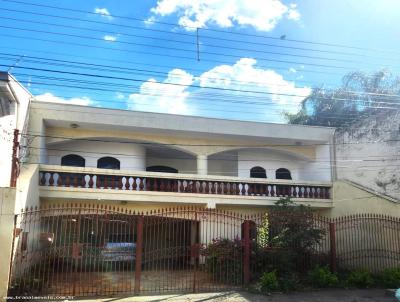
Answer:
(23, 129, 400, 148)
(10, 75, 400, 119)
(3, 52, 400, 99)
(1, 24, 397, 72)
(0, 53, 336, 92)
(4, 65, 400, 107)
(0, 25, 378, 72)
(0, 46, 345, 83)
(3, 0, 400, 55)
(1, 14, 394, 65)
(24, 145, 400, 164)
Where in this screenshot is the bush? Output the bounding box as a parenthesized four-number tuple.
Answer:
(380, 268, 400, 288)
(278, 273, 301, 292)
(346, 269, 374, 288)
(308, 266, 338, 288)
(252, 248, 298, 276)
(260, 271, 279, 292)
(201, 237, 243, 285)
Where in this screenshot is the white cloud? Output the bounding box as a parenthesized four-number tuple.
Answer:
(287, 4, 301, 21)
(128, 69, 194, 114)
(34, 93, 94, 106)
(94, 7, 113, 20)
(128, 58, 310, 117)
(115, 92, 125, 100)
(148, 0, 300, 31)
(103, 35, 117, 42)
(198, 58, 310, 113)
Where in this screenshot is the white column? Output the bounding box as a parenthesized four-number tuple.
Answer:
(196, 154, 208, 175)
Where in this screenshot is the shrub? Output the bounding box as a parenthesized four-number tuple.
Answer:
(346, 269, 374, 288)
(260, 271, 279, 292)
(308, 266, 338, 288)
(201, 237, 243, 285)
(380, 268, 400, 288)
(278, 273, 301, 292)
(252, 248, 298, 277)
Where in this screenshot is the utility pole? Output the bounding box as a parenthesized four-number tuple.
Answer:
(10, 129, 19, 187)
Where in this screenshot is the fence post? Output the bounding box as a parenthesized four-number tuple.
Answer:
(329, 222, 337, 272)
(134, 215, 144, 294)
(243, 220, 250, 285)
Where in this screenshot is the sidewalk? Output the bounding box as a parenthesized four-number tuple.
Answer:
(69, 289, 396, 302)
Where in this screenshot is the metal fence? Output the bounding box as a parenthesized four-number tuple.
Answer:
(7, 205, 400, 297)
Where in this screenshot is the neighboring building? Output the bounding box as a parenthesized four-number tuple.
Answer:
(335, 110, 400, 201)
(0, 73, 31, 187)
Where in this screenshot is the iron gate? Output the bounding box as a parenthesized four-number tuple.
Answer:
(8, 204, 252, 297)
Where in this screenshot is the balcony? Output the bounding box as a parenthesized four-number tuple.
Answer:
(38, 165, 332, 207)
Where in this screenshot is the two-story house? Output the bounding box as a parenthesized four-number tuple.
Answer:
(1, 72, 399, 297)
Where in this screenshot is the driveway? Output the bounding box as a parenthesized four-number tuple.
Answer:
(69, 289, 396, 302)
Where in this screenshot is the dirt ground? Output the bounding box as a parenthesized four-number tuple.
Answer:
(67, 289, 396, 302)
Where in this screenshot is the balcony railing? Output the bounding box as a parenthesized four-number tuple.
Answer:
(38, 165, 331, 200)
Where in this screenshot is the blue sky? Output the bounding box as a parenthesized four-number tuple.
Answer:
(1, 0, 399, 123)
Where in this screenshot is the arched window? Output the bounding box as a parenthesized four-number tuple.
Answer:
(97, 157, 120, 170)
(61, 154, 85, 167)
(250, 166, 267, 178)
(276, 168, 292, 180)
(146, 166, 178, 173)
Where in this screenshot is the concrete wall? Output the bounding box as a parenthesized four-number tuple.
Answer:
(15, 164, 40, 212)
(300, 144, 332, 182)
(0, 188, 16, 300)
(335, 111, 400, 200)
(146, 156, 196, 174)
(0, 116, 14, 187)
(47, 140, 146, 171)
(321, 180, 400, 217)
(208, 152, 238, 176)
(236, 149, 330, 181)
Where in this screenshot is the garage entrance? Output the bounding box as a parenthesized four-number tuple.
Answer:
(8, 205, 248, 297)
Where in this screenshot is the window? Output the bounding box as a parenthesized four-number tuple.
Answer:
(61, 154, 85, 167)
(97, 157, 120, 170)
(0, 98, 11, 117)
(275, 168, 292, 180)
(146, 165, 178, 173)
(250, 166, 267, 178)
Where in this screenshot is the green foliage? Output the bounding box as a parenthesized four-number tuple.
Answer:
(308, 266, 338, 288)
(285, 70, 400, 127)
(251, 198, 326, 278)
(346, 269, 374, 288)
(379, 268, 400, 288)
(256, 213, 269, 248)
(269, 198, 325, 254)
(260, 271, 279, 292)
(278, 273, 301, 292)
(254, 248, 298, 275)
(201, 237, 243, 285)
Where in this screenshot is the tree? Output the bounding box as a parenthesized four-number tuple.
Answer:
(268, 197, 324, 253)
(252, 198, 325, 275)
(285, 70, 400, 127)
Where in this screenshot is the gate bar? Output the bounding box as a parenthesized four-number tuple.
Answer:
(329, 222, 337, 272)
(243, 220, 250, 285)
(134, 215, 144, 294)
